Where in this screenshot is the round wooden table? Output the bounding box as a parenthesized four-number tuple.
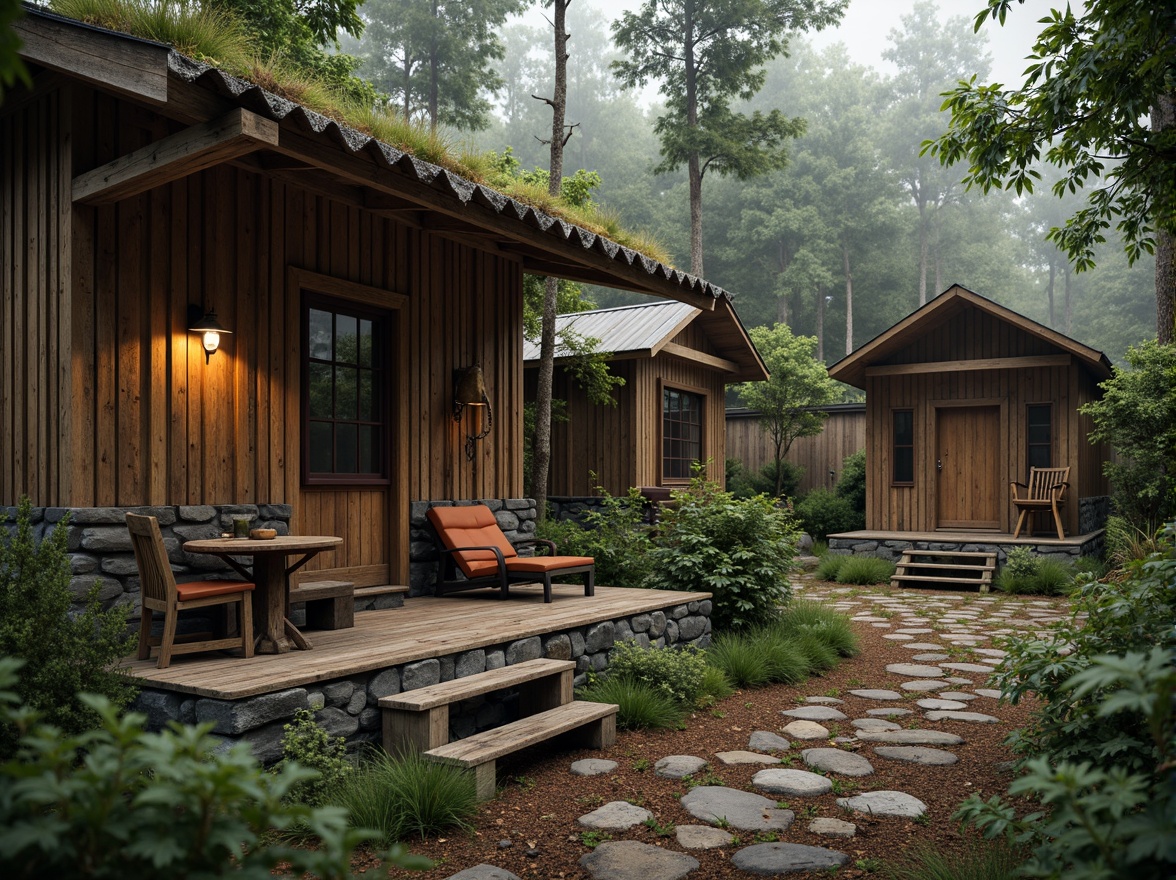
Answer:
(182, 535, 342, 654)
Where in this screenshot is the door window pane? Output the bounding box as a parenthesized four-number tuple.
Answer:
(893, 410, 914, 484)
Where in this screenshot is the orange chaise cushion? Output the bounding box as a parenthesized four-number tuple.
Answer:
(175, 580, 255, 601)
(427, 505, 519, 578)
(505, 556, 594, 574)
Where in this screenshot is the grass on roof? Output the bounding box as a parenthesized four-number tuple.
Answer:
(48, 0, 672, 264)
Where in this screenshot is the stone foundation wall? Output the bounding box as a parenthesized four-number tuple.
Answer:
(828, 533, 1105, 567)
(1, 504, 293, 624)
(1079, 495, 1111, 535)
(132, 599, 713, 763)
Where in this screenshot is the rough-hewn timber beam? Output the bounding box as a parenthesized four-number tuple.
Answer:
(73, 108, 279, 205)
(864, 355, 1072, 377)
(658, 342, 740, 373)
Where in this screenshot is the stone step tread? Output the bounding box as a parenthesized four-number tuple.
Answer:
(425, 700, 617, 767)
(354, 584, 410, 598)
(379, 658, 576, 711)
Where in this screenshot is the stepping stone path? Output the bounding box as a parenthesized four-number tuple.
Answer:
(856, 728, 965, 745)
(654, 755, 707, 778)
(801, 747, 875, 776)
(751, 768, 833, 796)
(852, 717, 901, 730)
(886, 663, 945, 677)
(571, 759, 618, 776)
(925, 709, 1001, 723)
(444, 868, 522, 880)
(849, 688, 902, 700)
(578, 801, 653, 830)
(580, 841, 698, 880)
(715, 750, 781, 766)
(749, 731, 791, 751)
(781, 705, 848, 721)
(866, 706, 912, 717)
(808, 817, 857, 838)
(782, 720, 829, 739)
(681, 786, 795, 831)
(731, 843, 849, 874)
(874, 746, 959, 766)
(902, 679, 951, 691)
(675, 825, 735, 850)
(838, 791, 928, 818)
(917, 698, 968, 710)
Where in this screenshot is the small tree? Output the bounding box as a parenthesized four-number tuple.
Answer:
(738, 324, 840, 496)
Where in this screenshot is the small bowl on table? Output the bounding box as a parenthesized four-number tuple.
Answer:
(249, 528, 278, 540)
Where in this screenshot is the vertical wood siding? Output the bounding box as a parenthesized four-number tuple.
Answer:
(726, 408, 866, 494)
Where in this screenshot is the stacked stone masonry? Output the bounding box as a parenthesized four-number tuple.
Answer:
(132, 599, 713, 763)
(828, 532, 1105, 567)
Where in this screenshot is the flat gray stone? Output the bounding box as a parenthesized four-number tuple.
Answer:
(781, 705, 848, 721)
(874, 746, 959, 766)
(837, 791, 927, 818)
(580, 841, 699, 880)
(571, 759, 618, 776)
(578, 801, 653, 830)
(941, 662, 998, 673)
(781, 720, 829, 740)
(715, 750, 780, 765)
(749, 731, 791, 751)
(911, 653, 951, 662)
(856, 729, 964, 746)
(902, 679, 951, 692)
(883, 633, 914, 640)
(886, 663, 945, 678)
(848, 689, 902, 700)
(731, 843, 850, 875)
(866, 707, 911, 717)
(804, 695, 845, 704)
(852, 717, 901, 731)
(974, 688, 1003, 698)
(751, 768, 833, 796)
(938, 691, 978, 701)
(444, 868, 522, 880)
(654, 755, 708, 778)
(680, 786, 795, 831)
(801, 748, 874, 776)
(917, 698, 968, 710)
(898, 642, 945, 650)
(925, 710, 1000, 723)
(675, 825, 735, 850)
(807, 817, 857, 838)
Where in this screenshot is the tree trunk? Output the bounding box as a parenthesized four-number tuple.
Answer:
(1063, 265, 1073, 336)
(684, 5, 704, 277)
(1154, 94, 1176, 344)
(428, 0, 440, 130)
(530, 0, 572, 523)
(843, 243, 854, 356)
(1046, 258, 1056, 328)
(816, 286, 826, 362)
(915, 173, 928, 307)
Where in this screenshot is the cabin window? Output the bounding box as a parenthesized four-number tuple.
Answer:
(892, 409, 914, 484)
(663, 387, 704, 481)
(1027, 404, 1052, 469)
(303, 297, 388, 484)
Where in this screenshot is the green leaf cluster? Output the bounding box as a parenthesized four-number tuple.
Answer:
(605, 641, 710, 707)
(0, 498, 136, 759)
(0, 658, 429, 877)
(645, 469, 797, 631)
(538, 487, 655, 589)
(793, 488, 861, 541)
(278, 708, 353, 808)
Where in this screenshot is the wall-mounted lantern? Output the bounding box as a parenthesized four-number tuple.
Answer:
(187, 305, 231, 364)
(453, 364, 493, 461)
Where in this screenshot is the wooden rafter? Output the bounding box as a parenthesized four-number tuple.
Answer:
(658, 342, 740, 374)
(73, 108, 278, 205)
(864, 355, 1072, 377)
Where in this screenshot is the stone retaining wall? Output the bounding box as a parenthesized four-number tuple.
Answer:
(1079, 495, 1111, 535)
(132, 599, 713, 763)
(827, 533, 1105, 567)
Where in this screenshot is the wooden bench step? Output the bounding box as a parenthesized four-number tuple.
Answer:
(381, 658, 576, 712)
(288, 580, 354, 630)
(899, 562, 996, 572)
(891, 574, 992, 584)
(354, 584, 409, 599)
(289, 580, 354, 601)
(899, 550, 995, 559)
(424, 700, 618, 800)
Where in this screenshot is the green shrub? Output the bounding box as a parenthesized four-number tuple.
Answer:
(540, 486, 655, 587)
(0, 658, 427, 877)
(794, 489, 862, 540)
(994, 547, 1076, 595)
(696, 664, 735, 706)
(834, 556, 896, 585)
(606, 641, 709, 706)
(726, 458, 803, 500)
(278, 709, 353, 808)
(335, 748, 478, 843)
(789, 630, 840, 672)
(645, 470, 797, 631)
(0, 498, 136, 758)
(1105, 514, 1162, 568)
(707, 623, 811, 688)
(1073, 555, 1109, 579)
(810, 539, 829, 557)
(816, 552, 846, 581)
(882, 838, 1023, 880)
(776, 600, 860, 657)
(578, 676, 684, 730)
(835, 450, 866, 515)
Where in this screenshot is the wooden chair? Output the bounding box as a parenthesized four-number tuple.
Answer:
(1010, 466, 1070, 540)
(126, 513, 256, 668)
(426, 505, 594, 603)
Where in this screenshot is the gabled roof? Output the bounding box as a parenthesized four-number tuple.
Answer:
(523, 299, 769, 382)
(828, 285, 1113, 388)
(13, 7, 729, 311)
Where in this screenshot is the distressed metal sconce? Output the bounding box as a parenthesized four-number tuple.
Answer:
(453, 364, 493, 461)
(187, 305, 231, 364)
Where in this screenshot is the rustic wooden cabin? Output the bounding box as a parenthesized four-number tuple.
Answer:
(1, 8, 738, 598)
(826, 285, 1112, 556)
(522, 300, 767, 497)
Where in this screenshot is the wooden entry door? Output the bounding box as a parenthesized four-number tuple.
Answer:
(936, 406, 1001, 529)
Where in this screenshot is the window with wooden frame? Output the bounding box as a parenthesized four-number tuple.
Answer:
(1027, 404, 1052, 469)
(302, 295, 389, 485)
(892, 409, 914, 484)
(663, 386, 704, 481)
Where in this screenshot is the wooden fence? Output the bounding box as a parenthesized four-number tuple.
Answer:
(726, 404, 866, 495)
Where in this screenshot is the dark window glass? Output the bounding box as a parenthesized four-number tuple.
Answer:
(893, 410, 914, 484)
(304, 299, 387, 482)
(1027, 405, 1052, 469)
(663, 388, 703, 480)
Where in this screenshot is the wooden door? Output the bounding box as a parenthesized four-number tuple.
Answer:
(936, 406, 1000, 529)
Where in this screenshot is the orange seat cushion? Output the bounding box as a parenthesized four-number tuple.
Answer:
(427, 505, 518, 577)
(176, 580, 255, 601)
(505, 556, 594, 574)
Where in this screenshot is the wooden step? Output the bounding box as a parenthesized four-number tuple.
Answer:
(354, 584, 409, 599)
(899, 562, 996, 572)
(891, 550, 997, 593)
(899, 550, 995, 559)
(425, 700, 618, 800)
(381, 659, 575, 712)
(891, 574, 991, 584)
(288, 580, 354, 630)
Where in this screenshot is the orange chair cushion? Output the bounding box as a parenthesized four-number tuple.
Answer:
(427, 505, 518, 578)
(505, 556, 594, 574)
(176, 580, 255, 601)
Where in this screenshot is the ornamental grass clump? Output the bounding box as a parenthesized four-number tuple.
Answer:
(834, 556, 896, 586)
(994, 546, 1076, 595)
(777, 600, 861, 658)
(645, 470, 797, 631)
(816, 552, 846, 581)
(577, 675, 684, 730)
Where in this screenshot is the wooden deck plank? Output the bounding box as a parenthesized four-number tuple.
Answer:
(125, 585, 707, 699)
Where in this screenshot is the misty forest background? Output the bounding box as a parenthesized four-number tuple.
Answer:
(344, 0, 1155, 373)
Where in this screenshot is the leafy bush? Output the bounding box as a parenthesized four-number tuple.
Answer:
(1105, 514, 1162, 568)
(727, 458, 803, 500)
(994, 546, 1075, 595)
(578, 676, 684, 730)
(645, 471, 797, 631)
(816, 552, 846, 581)
(835, 450, 867, 515)
(794, 489, 863, 540)
(605, 641, 709, 706)
(278, 709, 353, 807)
(776, 600, 860, 658)
(335, 749, 478, 843)
(0, 498, 136, 758)
(539, 486, 655, 587)
(834, 556, 896, 585)
(0, 658, 426, 877)
(1073, 555, 1109, 580)
(882, 838, 1023, 880)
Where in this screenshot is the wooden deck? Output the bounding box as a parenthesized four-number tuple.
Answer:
(125, 585, 705, 700)
(829, 528, 1101, 547)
